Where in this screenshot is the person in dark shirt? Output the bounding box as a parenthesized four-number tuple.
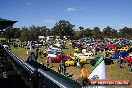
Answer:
(119, 55, 124, 69)
(74, 57, 77, 67)
(27, 52, 36, 62)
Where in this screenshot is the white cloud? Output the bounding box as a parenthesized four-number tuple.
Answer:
(65, 7, 78, 12)
(25, 2, 32, 5)
(44, 19, 56, 24)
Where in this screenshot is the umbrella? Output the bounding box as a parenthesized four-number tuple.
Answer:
(106, 44, 116, 49)
(117, 51, 128, 58)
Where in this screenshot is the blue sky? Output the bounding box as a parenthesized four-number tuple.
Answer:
(0, 0, 132, 30)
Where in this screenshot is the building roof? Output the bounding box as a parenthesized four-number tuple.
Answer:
(0, 18, 17, 30)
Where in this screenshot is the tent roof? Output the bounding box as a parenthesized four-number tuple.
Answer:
(0, 18, 17, 30)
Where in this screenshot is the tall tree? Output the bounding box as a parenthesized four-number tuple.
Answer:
(73, 31, 80, 39)
(83, 28, 92, 38)
(119, 27, 132, 38)
(92, 27, 102, 38)
(13, 28, 21, 39)
(102, 26, 112, 38)
(102, 26, 117, 38)
(52, 20, 75, 39)
(79, 26, 84, 38)
(111, 29, 118, 38)
(40, 26, 50, 37)
(4, 27, 21, 40)
(20, 27, 30, 41)
(20, 26, 50, 41)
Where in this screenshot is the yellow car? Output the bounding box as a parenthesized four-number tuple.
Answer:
(106, 49, 116, 54)
(65, 58, 87, 66)
(65, 60, 74, 66)
(80, 58, 87, 63)
(119, 47, 128, 51)
(72, 56, 87, 63)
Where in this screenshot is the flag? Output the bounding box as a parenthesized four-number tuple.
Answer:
(88, 56, 106, 88)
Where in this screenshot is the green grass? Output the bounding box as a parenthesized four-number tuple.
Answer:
(0, 38, 6, 40)
(11, 47, 29, 61)
(10, 41, 132, 88)
(62, 43, 74, 56)
(0, 38, 20, 40)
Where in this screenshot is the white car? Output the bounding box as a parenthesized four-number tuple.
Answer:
(54, 43, 64, 48)
(35, 43, 42, 47)
(47, 52, 57, 58)
(75, 53, 94, 60)
(3, 45, 9, 49)
(129, 53, 132, 57)
(46, 47, 59, 58)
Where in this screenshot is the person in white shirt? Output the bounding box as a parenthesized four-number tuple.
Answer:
(26, 50, 29, 55)
(77, 61, 81, 68)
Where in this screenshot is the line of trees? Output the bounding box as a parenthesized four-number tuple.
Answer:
(0, 20, 132, 41)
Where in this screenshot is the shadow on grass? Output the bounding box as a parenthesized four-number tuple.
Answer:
(66, 73, 74, 78)
(49, 65, 54, 68)
(63, 47, 69, 49)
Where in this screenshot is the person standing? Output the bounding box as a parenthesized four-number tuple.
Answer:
(26, 50, 29, 55)
(45, 57, 49, 67)
(58, 64, 62, 73)
(74, 58, 77, 68)
(27, 52, 36, 62)
(103, 49, 106, 59)
(41, 61, 44, 65)
(119, 55, 124, 69)
(39, 48, 42, 57)
(77, 61, 81, 68)
(43, 49, 47, 57)
(78, 67, 90, 86)
(128, 61, 132, 72)
(36, 47, 39, 58)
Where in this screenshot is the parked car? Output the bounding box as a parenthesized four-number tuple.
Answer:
(3, 44, 9, 49)
(48, 54, 71, 63)
(65, 58, 87, 66)
(47, 47, 62, 58)
(76, 53, 94, 60)
(106, 49, 116, 54)
(124, 56, 132, 62)
(119, 47, 129, 51)
(53, 43, 64, 48)
(47, 51, 57, 58)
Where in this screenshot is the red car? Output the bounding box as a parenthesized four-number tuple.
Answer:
(124, 56, 132, 62)
(48, 54, 71, 63)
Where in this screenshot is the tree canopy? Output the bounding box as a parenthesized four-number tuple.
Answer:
(0, 19, 132, 40)
(52, 20, 75, 39)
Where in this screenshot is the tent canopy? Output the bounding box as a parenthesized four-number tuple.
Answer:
(0, 18, 17, 30)
(106, 44, 116, 49)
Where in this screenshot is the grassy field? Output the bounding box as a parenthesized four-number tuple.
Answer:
(10, 41, 132, 88)
(0, 38, 6, 40)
